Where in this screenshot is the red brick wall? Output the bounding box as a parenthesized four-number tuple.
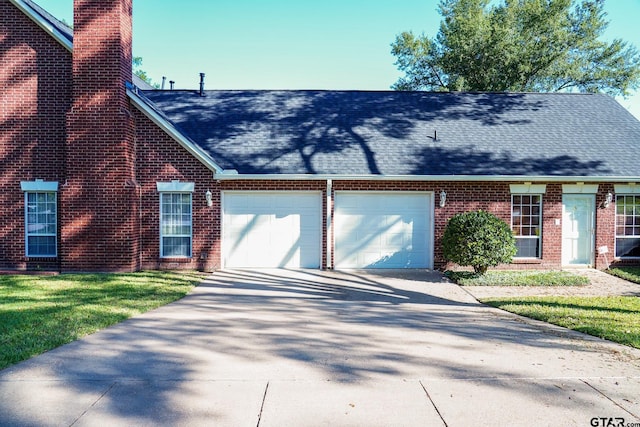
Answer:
(1, 2, 634, 273)
(0, 2, 71, 271)
(133, 108, 221, 271)
(595, 183, 617, 269)
(330, 181, 621, 271)
(541, 184, 563, 268)
(133, 108, 331, 271)
(332, 181, 516, 270)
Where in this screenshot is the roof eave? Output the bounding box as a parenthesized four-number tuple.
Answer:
(127, 87, 225, 174)
(10, 0, 73, 52)
(213, 173, 640, 182)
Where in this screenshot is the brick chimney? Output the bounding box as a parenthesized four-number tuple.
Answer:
(62, 0, 139, 271)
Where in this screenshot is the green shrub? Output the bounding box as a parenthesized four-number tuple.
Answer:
(442, 210, 517, 275)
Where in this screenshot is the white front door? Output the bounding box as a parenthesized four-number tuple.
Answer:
(562, 194, 595, 266)
(222, 192, 321, 268)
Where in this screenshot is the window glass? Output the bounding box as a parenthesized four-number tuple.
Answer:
(25, 192, 57, 257)
(160, 193, 192, 257)
(511, 194, 542, 258)
(616, 195, 640, 257)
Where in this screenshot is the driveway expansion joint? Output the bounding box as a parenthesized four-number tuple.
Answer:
(69, 381, 117, 427)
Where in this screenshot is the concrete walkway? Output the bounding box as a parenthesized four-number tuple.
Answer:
(1, 269, 639, 426)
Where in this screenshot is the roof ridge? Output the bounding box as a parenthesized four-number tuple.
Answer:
(142, 89, 604, 97)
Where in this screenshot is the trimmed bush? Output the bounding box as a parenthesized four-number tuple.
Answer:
(442, 210, 517, 275)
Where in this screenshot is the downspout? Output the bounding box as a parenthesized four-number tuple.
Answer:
(326, 179, 333, 269)
(138, 184, 142, 271)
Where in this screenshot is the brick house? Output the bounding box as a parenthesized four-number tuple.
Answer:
(2, 0, 640, 273)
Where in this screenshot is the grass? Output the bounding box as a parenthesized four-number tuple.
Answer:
(445, 270, 589, 286)
(483, 296, 640, 349)
(606, 266, 640, 284)
(0, 271, 204, 370)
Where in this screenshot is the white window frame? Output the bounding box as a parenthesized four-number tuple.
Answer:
(21, 180, 58, 258)
(511, 194, 543, 259)
(157, 181, 194, 258)
(615, 194, 640, 259)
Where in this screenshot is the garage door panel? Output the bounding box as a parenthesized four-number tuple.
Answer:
(223, 192, 321, 268)
(384, 233, 407, 248)
(335, 192, 432, 269)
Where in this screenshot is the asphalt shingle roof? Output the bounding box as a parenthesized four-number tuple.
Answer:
(17, 1, 640, 178)
(141, 90, 640, 177)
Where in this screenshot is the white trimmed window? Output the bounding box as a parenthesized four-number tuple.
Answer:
(511, 194, 542, 258)
(615, 195, 640, 258)
(21, 181, 58, 257)
(157, 181, 194, 258)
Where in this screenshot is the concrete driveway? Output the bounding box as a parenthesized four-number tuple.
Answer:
(1, 269, 639, 426)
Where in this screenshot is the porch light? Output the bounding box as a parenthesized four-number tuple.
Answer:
(603, 192, 613, 208)
(205, 189, 213, 207)
(439, 190, 447, 208)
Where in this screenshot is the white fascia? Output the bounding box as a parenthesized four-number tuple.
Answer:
(10, 0, 73, 52)
(213, 174, 640, 182)
(127, 87, 225, 174)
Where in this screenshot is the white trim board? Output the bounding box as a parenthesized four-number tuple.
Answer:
(562, 184, 599, 194)
(614, 184, 640, 194)
(21, 180, 58, 192)
(156, 181, 195, 192)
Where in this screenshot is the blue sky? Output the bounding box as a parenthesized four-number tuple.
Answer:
(37, 0, 640, 119)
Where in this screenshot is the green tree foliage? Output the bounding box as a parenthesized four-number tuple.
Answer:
(133, 56, 159, 88)
(391, 0, 640, 96)
(442, 210, 517, 275)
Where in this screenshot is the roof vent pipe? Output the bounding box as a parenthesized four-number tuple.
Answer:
(199, 73, 205, 97)
(169, 80, 175, 90)
(161, 76, 166, 90)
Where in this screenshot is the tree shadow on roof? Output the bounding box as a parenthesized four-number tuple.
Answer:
(142, 91, 554, 175)
(409, 145, 611, 175)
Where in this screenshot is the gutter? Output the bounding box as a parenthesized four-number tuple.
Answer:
(212, 173, 640, 183)
(10, 0, 73, 52)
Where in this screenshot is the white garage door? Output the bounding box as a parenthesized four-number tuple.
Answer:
(223, 192, 321, 268)
(334, 192, 432, 268)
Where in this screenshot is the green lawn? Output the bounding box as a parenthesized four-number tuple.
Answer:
(483, 296, 640, 349)
(447, 269, 640, 349)
(0, 271, 203, 370)
(445, 270, 589, 286)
